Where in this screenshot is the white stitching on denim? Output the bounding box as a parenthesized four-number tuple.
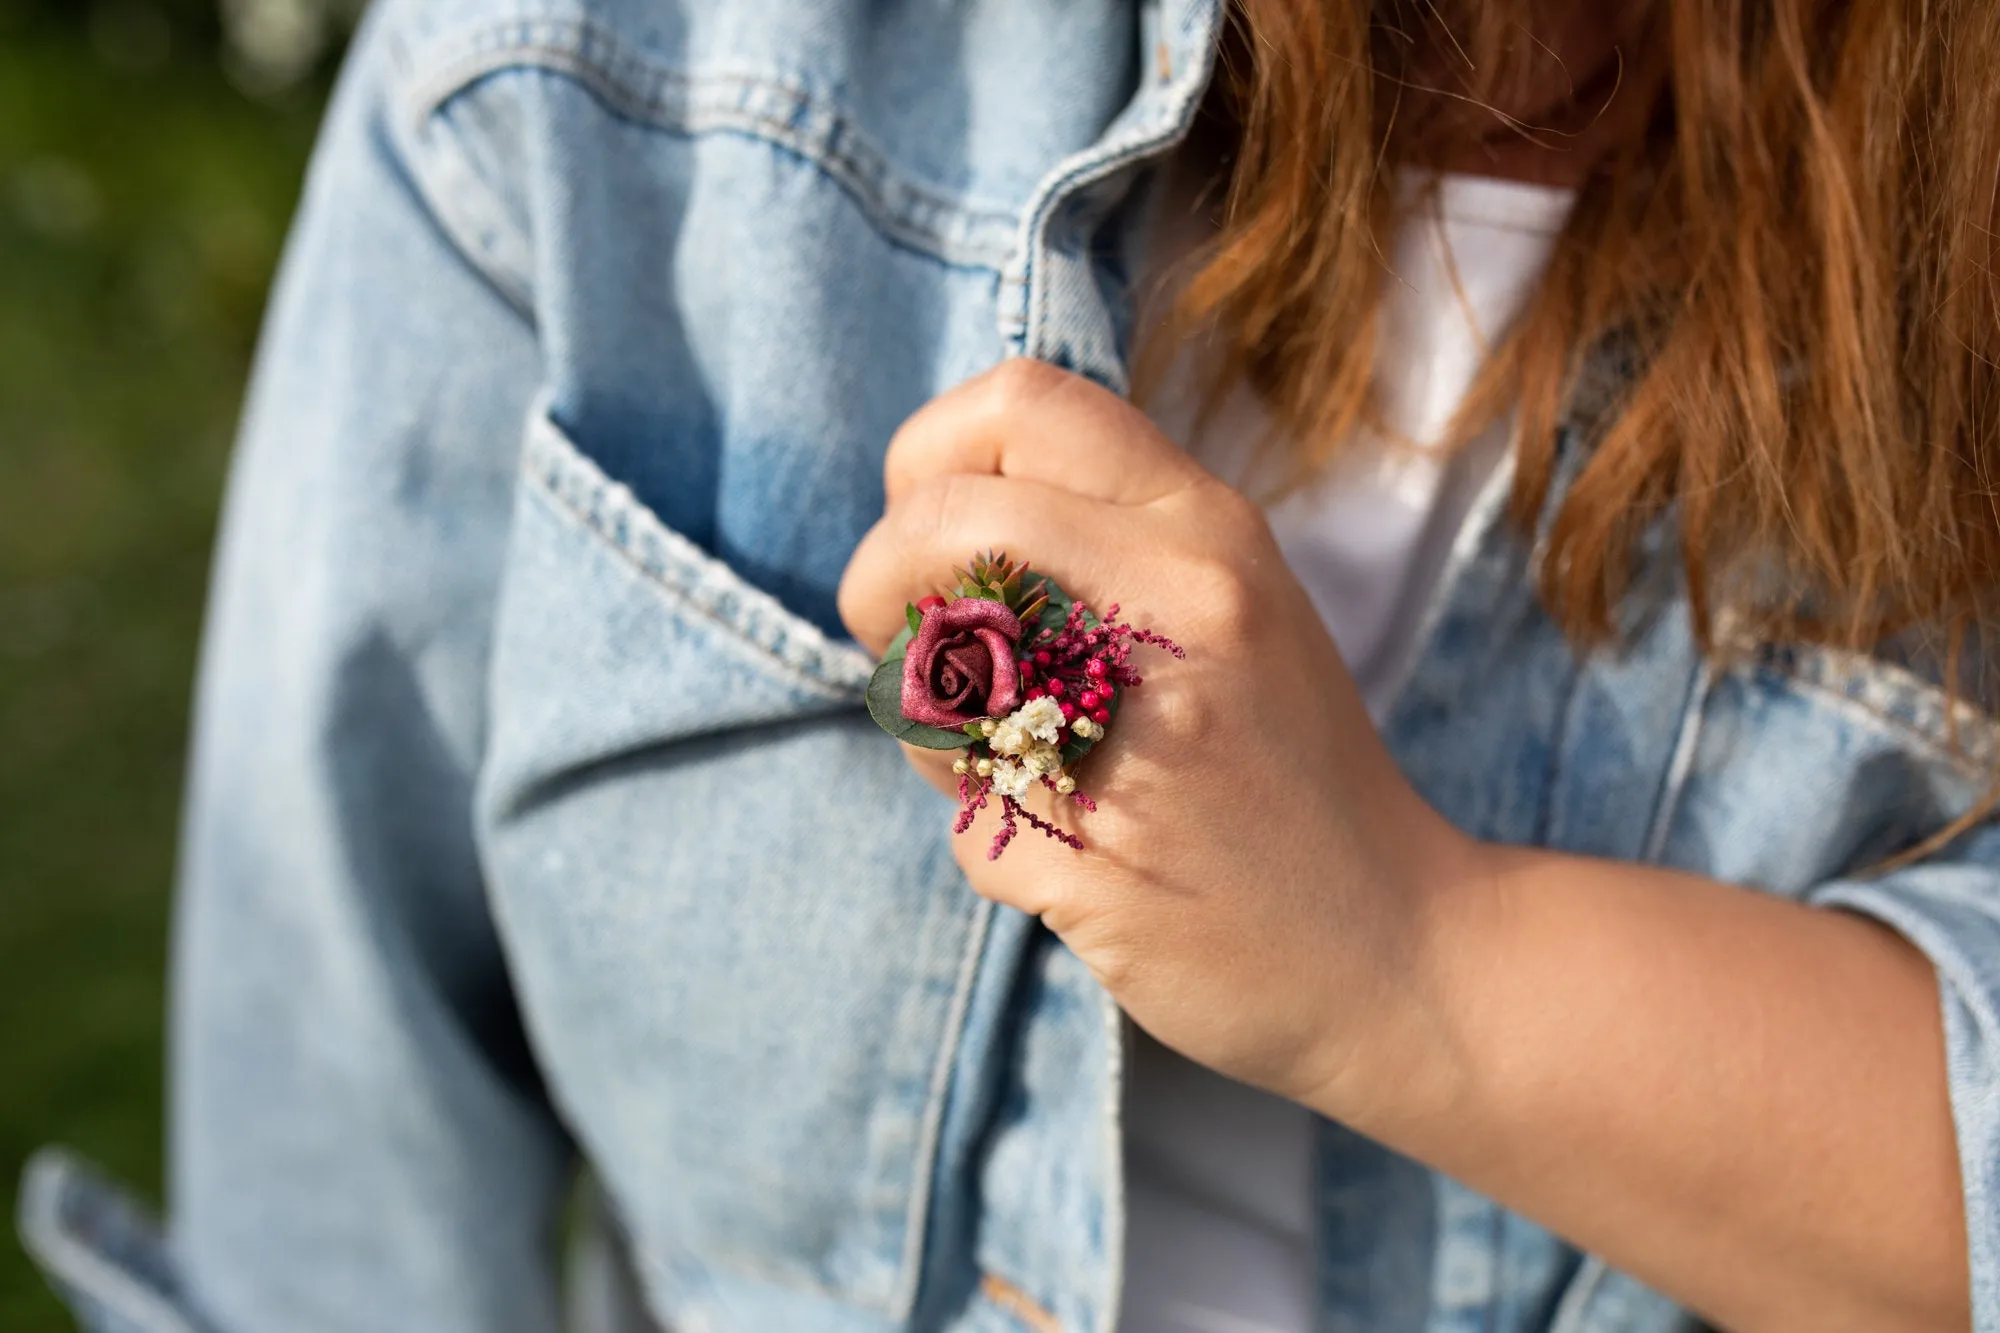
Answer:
(1750, 666, 1996, 781)
(995, 3, 1221, 358)
(890, 897, 996, 1319)
(1788, 649, 2000, 766)
(400, 19, 1019, 271)
(1716, 622, 2000, 777)
(1097, 994, 1130, 1333)
(399, 118, 537, 318)
(521, 411, 873, 697)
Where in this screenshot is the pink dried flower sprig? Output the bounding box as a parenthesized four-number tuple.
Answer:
(864, 551, 1183, 860)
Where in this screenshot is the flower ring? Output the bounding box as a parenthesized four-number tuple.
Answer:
(865, 551, 1184, 859)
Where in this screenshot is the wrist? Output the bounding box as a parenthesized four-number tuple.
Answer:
(1297, 804, 1504, 1140)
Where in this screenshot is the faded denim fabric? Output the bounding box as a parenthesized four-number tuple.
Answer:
(17, 0, 2000, 1330)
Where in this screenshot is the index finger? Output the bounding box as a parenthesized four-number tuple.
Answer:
(884, 358, 1214, 509)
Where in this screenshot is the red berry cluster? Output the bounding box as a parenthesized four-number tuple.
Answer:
(950, 594, 1185, 861)
(1018, 599, 1183, 742)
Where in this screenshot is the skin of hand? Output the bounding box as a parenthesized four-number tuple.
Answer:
(837, 358, 1972, 1333)
(839, 357, 1479, 1111)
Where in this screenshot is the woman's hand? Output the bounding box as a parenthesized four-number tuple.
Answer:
(838, 358, 1482, 1113)
(842, 361, 1972, 1332)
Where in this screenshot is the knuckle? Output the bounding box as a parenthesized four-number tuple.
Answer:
(1149, 674, 1222, 744)
(1196, 479, 1271, 546)
(1175, 552, 1262, 642)
(978, 356, 1070, 416)
(882, 472, 960, 540)
(1082, 942, 1139, 996)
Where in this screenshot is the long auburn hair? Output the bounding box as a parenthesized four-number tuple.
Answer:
(1153, 0, 2000, 689)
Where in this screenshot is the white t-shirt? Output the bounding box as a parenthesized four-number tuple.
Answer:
(1124, 169, 1575, 1333)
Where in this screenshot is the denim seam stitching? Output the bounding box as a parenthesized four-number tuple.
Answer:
(522, 415, 872, 698)
(1531, 656, 1586, 847)
(15, 1151, 199, 1333)
(397, 117, 537, 318)
(1727, 635, 2000, 777)
(995, 1, 1222, 353)
(399, 19, 1018, 271)
(1748, 664, 1996, 781)
(891, 897, 997, 1317)
(369, 20, 541, 320)
(1097, 989, 1130, 1331)
(998, 115, 1190, 357)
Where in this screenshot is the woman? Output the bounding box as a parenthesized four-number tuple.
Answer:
(19, 0, 1994, 1329)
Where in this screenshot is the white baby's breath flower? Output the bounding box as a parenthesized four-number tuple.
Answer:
(988, 721, 1029, 756)
(989, 758, 1032, 800)
(1070, 717, 1098, 740)
(1020, 741, 1063, 778)
(1012, 695, 1065, 745)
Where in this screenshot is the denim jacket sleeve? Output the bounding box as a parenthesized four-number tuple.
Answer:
(1698, 643, 2000, 1330)
(19, 8, 575, 1330)
(1634, 634, 2000, 1331)
(1811, 827, 2000, 1329)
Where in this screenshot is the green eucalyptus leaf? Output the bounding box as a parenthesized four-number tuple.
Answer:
(866, 658, 974, 750)
(1030, 575, 1095, 641)
(905, 603, 922, 636)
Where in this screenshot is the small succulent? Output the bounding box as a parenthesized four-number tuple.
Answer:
(948, 550, 1049, 628)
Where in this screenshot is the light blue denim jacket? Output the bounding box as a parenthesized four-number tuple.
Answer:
(21, 0, 2000, 1329)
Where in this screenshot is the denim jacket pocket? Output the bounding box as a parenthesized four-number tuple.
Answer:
(17, 1148, 217, 1333)
(474, 409, 986, 1323)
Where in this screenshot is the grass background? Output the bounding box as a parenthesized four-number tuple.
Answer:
(0, 3, 339, 1325)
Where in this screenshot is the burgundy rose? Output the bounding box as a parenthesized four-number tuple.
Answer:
(901, 597, 1024, 728)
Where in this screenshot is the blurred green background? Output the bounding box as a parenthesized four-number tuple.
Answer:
(1, 1, 350, 1324)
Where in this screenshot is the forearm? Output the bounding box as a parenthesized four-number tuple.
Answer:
(1314, 840, 1969, 1333)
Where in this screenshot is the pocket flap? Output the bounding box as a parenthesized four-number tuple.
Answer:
(485, 409, 875, 805)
